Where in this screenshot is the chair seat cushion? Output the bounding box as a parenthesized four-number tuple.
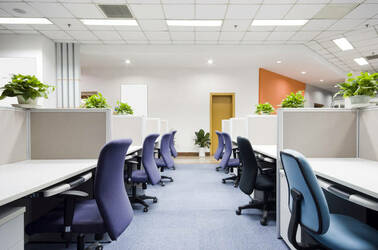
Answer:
(26, 200, 105, 235)
(155, 158, 165, 167)
(131, 170, 148, 183)
(228, 158, 240, 167)
(255, 174, 274, 191)
(309, 214, 378, 250)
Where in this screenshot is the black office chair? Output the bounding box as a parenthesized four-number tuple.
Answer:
(235, 136, 275, 226)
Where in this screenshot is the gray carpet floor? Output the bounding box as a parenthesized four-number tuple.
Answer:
(26, 163, 288, 250)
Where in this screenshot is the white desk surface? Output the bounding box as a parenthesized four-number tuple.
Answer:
(0, 159, 97, 207)
(127, 145, 142, 155)
(253, 145, 277, 159)
(308, 158, 378, 199)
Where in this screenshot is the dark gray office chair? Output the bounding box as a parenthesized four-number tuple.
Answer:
(235, 136, 275, 226)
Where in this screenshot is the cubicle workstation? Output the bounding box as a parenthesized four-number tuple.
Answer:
(276, 107, 378, 249)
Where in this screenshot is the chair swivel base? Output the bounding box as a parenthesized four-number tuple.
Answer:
(222, 175, 240, 187)
(215, 166, 221, 171)
(130, 194, 158, 212)
(161, 175, 174, 183)
(77, 234, 104, 250)
(235, 199, 272, 226)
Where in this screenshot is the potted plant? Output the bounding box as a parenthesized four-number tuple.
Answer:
(81, 92, 110, 108)
(194, 129, 210, 158)
(334, 72, 378, 108)
(281, 91, 305, 108)
(0, 74, 54, 106)
(255, 102, 275, 114)
(114, 101, 134, 115)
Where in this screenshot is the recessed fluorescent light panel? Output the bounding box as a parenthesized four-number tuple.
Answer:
(207, 59, 214, 65)
(81, 19, 138, 26)
(333, 38, 353, 51)
(167, 20, 222, 27)
(251, 20, 308, 26)
(0, 18, 52, 24)
(354, 57, 368, 66)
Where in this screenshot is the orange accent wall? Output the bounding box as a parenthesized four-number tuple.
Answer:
(259, 68, 306, 110)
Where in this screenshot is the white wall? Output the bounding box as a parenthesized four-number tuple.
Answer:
(0, 34, 56, 107)
(305, 84, 333, 108)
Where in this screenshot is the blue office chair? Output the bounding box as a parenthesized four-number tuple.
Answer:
(155, 133, 174, 183)
(214, 131, 224, 171)
(220, 132, 241, 187)
(26, 139, 134, 250)
(280, 149, 378, 250)
(127, 134, 161, 212)
(170, 130, 178, 158)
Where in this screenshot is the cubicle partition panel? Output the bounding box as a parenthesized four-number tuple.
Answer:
(112, 115, 145, 146)
(247, 115, 277, 145)
(358, 107, 378, 161)
(0, 107, 28, 165)
(222, 119, 231, 134)
(160, 120, 168, 134)
(230, 118, 248, 142)
(145, 118, 161, 138)
(30, 109, 111, 159)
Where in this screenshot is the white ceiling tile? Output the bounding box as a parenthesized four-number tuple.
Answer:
(196, 31, 219, 40)
(301, 20, 337, 31)
(0, 8, 10, 17)
(93, 0, 127, 3)
(267, 31, 295, 41)
(163, 5, 194, 19)
(58, 0, 92, 3)
(119, 31, 147, 40)
(29, 2, 73, 18)
(2, 24, 34, 30)
(219, 31, 244, 41)
(343, 4, 378, 19)
(113, 25, 140, 31)
(172, 40, 194, 44)
(130, 4, 164, 19)
(328, 19, 365, 30)
(0, 2, 42, 17)
(15, 30, 40, 34)
(138, 19, 167, 31)
(315, 31, 344, 40)
(254, 5, 292, 19)
(330, 0, 364, 3)
(290, 31, 320, 41)
(86, 25, 115, 31)
(63, 3, 105, 18)
(274, 25, 303, 31)
(296, 0, 329, 3)
(249, 25, 275, 31)
(229, 0, 263, 3)
(284, 4, 325, 19)
(92, 30, 122, 40)
(222, 20, 251, 31)
(50, 18, 88, 30)
(0, 30, 14, 34)
(225, 5, 259, 19)
(194, 26, 221, 32)
(40, 30, 73, 40)
(67, 30, 98, 40)
(219, 40, 240, 44)
(243, 31, 270, 40)
(196, 5, 227, 19)
(103, 41, 126, 44)
(78, 40, 103, 44)
(196, 0, 228, 3)
(0, 24, 5, 29)
(196, 40, 218, 44)
(169, 25, 194, 31)
(149, 40, 171, 44)
(127, 40, 149, 44)
(170, 31, 194, 40)
(31, 24, 61, 30)
(127, 0, 160, 3)
(161, 0, 194, 3)
(145, 31, 170, 40)
(263, 0, 296, 3)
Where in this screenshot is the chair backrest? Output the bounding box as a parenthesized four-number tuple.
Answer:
(280, 149, 330, 235)
(142, 134, 161, 185)
(237, 137, 259, 195)
(219, 132, 232, 169)
(169, 130, 178, 158)
(160, 133, 175, 168)
(214, 131, 224, 161)
(94, 139, 134, 240)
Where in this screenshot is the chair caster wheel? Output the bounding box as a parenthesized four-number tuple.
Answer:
(222, 179, 226, 184)
(260, 218, 267, 226)
(234, 184, 238, 188)
(216, 168, 219, 171)
(170, 179, 174, 182)
(95, 246, 103, 250)
(236, 209, 241, 215)
(143, 207, 148, 212)
(153, 198, 158, 203)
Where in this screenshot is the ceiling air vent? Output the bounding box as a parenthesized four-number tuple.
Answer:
(366, 54, 378, 61)
(98, 5, 133, 18)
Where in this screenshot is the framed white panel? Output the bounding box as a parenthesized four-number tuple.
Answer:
(222, 119, 231, 134)
(144, 117, 160, 138)
(247, 115, 277, 145)
(112, 115, 145, 146)
(230, 117, 247, 142)
(121, 84, 148, 117)
(160, 120, 168, 134)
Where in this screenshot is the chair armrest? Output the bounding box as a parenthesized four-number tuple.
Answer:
(60, 190, 89, 197)
(260, 167, 275, 175)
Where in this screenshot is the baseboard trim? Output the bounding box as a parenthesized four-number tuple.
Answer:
(178, 152, 210, 156)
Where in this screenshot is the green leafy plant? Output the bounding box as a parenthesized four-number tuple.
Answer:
(255, 102, 275, 115)
(81, 93, 110, 108)
(194, 129, 211, 148)
(334, 72, 378, 98)
(114, 101, 134, 115)
(0, 74, 54, 101)
(281, 91, 305, 108)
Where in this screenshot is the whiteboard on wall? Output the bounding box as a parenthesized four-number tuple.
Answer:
(121, 84, 148, 116)
(0, 57, 38, 107)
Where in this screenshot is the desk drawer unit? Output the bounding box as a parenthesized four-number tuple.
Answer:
(0, 207, 25, 250)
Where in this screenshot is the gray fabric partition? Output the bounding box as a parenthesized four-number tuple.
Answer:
(0, 108, 28, 164)
(359, 107, 378, 161)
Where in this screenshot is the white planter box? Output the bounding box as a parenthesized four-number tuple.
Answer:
(345, 95, 371, 109)
(199, 147, 206, 158)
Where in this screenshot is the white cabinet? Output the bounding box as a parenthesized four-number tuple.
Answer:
(0, 207, 25, 250)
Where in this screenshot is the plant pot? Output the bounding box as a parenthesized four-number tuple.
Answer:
(17, 96, 38, 105)
(345, 95, 371, 109)
(199, 147, 206, 158)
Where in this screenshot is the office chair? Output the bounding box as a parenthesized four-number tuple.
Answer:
(235, 137, 275, 225)
(155, 133, 174, 183)
(220, 132, 241, 187)
(26, 139, 134, 250)
(127, 134, 161, 212)
(280, 149, 378, 250)
(214, 131, 224, 171)
(170, 130, 178, 159)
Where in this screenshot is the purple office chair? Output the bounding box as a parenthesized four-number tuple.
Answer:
(155, 133, 174, 183)
(170, 130, 178, 159)
(26, 139, 134, 250)
(128, 134, 161, 212)
(214, 131, 224, 171)
(220, 132, 241, 187)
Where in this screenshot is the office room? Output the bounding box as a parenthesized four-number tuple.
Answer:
(0, 1, 378, 250)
